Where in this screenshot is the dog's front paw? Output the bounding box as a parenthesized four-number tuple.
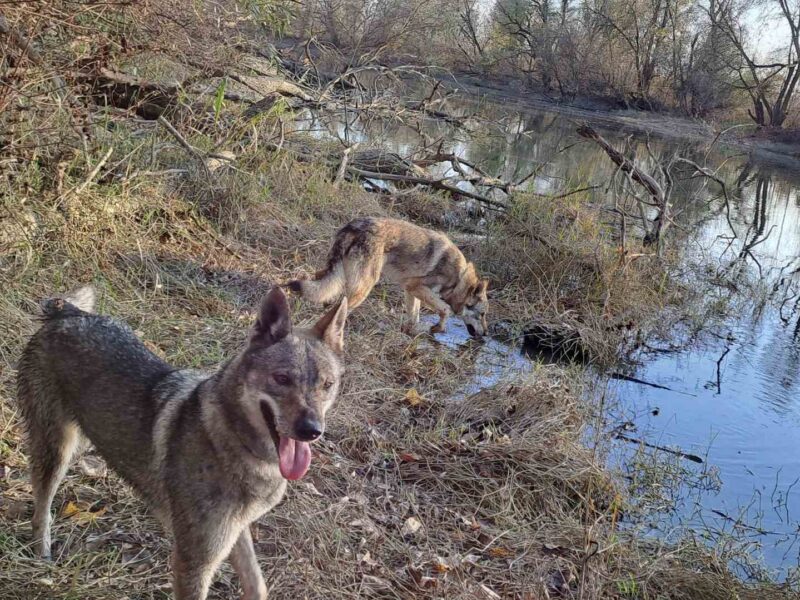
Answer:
(429, 323, 446, 334)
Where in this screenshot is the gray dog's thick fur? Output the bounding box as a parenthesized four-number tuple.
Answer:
(17, 285, 348, 600)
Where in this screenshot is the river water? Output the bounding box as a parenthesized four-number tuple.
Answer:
(294, 94, 800, 579)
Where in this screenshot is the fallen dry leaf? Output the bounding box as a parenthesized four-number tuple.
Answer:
(300, 481, 323, 496)
(357, 551, 379, 568)
(407, 564, 437, 589)
(487, 546, 513, 558)
(546, 568, 577, 597)
(122, 545, 154, 574)
(432, 557, 451, 573)
(542, 542, 570, 556)
(401, 516, 423, 536)
(61, 501, 81, 518)
(418, 576, 437, 588)
(61, 500, 107, 525)
(144, 340, 166, 358)
(399, 452, 422, 463)
(404, 388, 423, 407)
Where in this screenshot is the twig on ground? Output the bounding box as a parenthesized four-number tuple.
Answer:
(334, 143, 359, 188)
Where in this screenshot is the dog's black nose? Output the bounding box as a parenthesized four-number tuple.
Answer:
(466, 323, 477, 337)
(296, 415, 323, 441)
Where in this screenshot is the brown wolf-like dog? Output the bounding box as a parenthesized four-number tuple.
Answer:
(17, 286, 347, 600)
(288, 217, 489, 337)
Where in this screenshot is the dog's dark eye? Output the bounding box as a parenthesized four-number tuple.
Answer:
(323, 380, 333, 390)
(273, 373, 291, 386)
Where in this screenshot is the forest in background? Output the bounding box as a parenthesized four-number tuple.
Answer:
(293, 0, 800, 127)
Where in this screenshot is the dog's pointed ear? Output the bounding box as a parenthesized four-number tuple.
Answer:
(252, 287, 292, 346)
(312, 297, 348, 354)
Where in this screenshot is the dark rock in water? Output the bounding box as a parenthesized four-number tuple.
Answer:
(522, 319, 590, 364)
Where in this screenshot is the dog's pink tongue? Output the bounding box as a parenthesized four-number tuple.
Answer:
(278, 437, 312, 480)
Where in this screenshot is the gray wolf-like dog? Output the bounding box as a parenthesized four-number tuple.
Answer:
(288, 217, 489, 337)
(17, 285, 347, 600)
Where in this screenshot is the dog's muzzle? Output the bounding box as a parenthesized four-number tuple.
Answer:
(295, 413, 323, 441)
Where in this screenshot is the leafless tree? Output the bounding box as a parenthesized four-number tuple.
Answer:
(707, 0, 800, 127)
(584, 0, 676, 102)
(456, 0, 487, 63)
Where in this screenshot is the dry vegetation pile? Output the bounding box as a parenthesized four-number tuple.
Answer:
(1, 2, 796, 599)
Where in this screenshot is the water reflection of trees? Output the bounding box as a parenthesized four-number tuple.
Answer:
(737, 175, 771, 269)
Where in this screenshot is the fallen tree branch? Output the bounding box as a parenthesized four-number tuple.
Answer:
(578, 125, 669, 248)
(158, 115, 203, 160)
(609, 372, 697, 397)
(347, 167, 507, 209)
(415, 152, 515, 193)
(540, 185, 602, 200)
(157, 115, 215, 185)
(74, 146, 114, 196)
(404, 100, 468, 127)
(577, 125, 664, 203)
(615, 432, 704, 463)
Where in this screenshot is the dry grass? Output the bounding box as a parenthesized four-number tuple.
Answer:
(471, 190, 679, 365)
(1, 3, 797, 599)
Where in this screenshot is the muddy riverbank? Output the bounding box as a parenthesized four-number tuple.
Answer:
(444, 73, 800, 167)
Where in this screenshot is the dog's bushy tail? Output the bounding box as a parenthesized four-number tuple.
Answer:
(40, 285, 96, 320)
(288, 218, 384, 306)
(288, 257, 347, 305)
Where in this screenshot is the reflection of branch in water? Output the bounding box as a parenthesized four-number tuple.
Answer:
(675, 157, 737, 240)
(778, 289, 799, 324)
(735, 161, 757, 192)
(716, 171, 781, 279)
(737, 176, 772, 275)
(712, 346, 731, 395)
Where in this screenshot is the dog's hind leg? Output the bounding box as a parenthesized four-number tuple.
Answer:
(401, 290, 421, 335)
(229, 528, 267, 600)
(344, 252, 384, 310)
(29, 420, 82, 559)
